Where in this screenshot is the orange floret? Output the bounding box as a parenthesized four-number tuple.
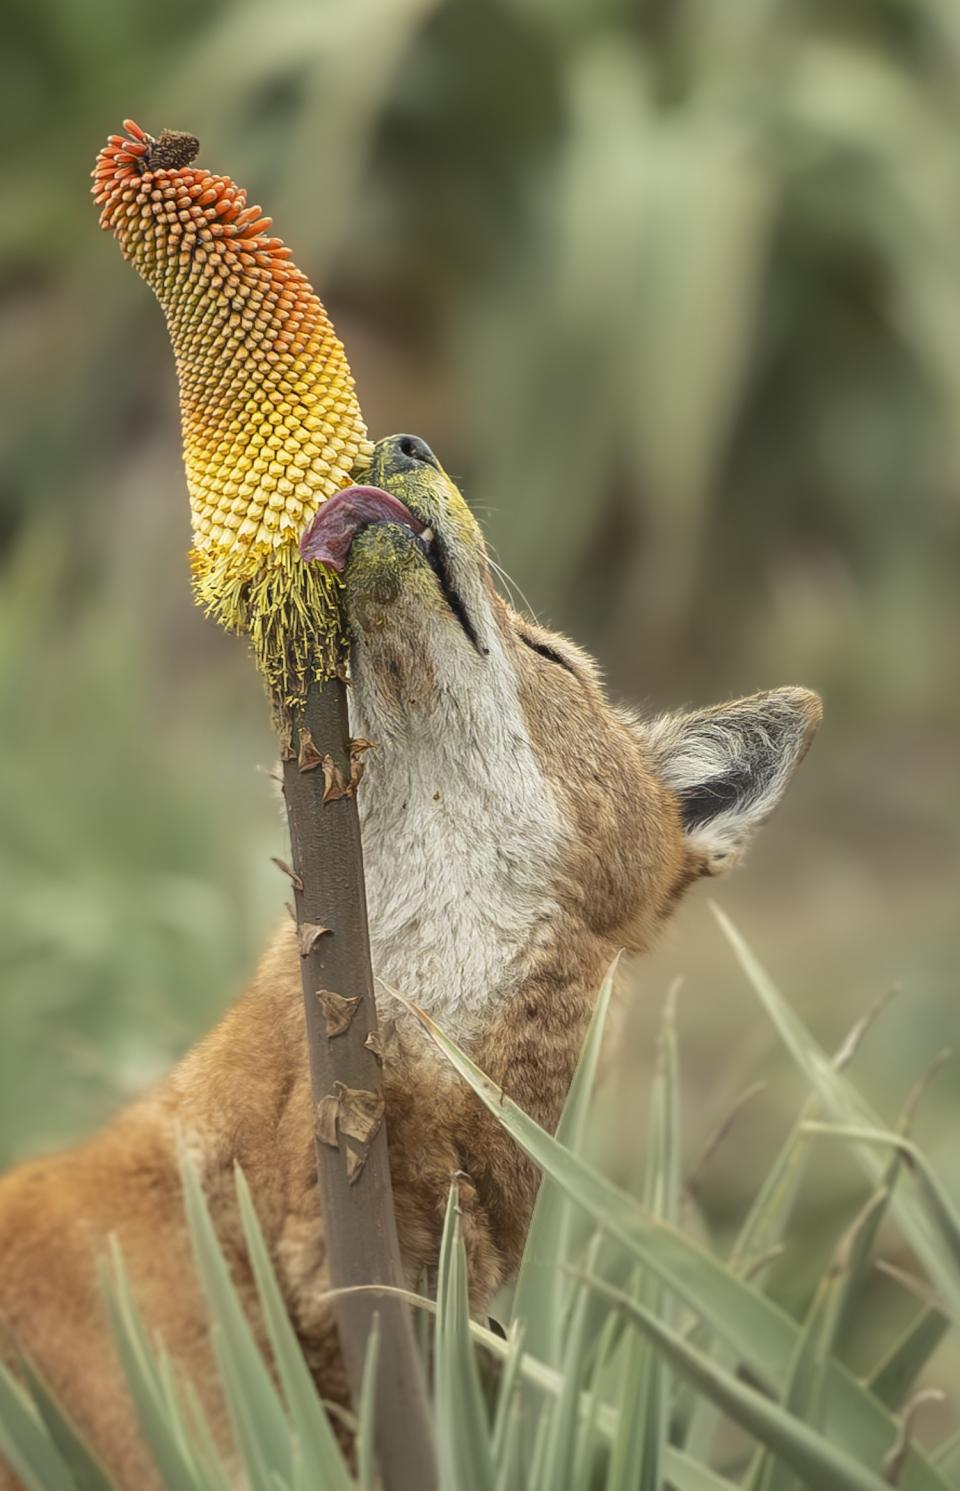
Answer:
(92, 120, 374, 700)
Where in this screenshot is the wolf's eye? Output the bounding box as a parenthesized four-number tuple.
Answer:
(519, 633, 576, 675)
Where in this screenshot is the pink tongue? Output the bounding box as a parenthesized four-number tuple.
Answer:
(299, 485, 426, 571)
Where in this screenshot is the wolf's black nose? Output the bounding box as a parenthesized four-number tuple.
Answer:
(372, 433, 441, 479)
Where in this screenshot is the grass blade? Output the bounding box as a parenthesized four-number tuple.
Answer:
(176, 1375, 238, 1491)
(571, 1308, 616, 1489)
(494, 1395, 524, 1491)
(648, 980, 682, 1234)
(15, 1358, 119, 1491)
(473, 1314, 739, 1491)
(491, 1323, 526, 1466)
(233, 1165, 353, 1491)
(603, 1274, 658, 1491)
(537, 1233, 602, 1491)
(587, 1274, 892, 1491)
(179, 1148, 293, 1490)
(511, 955, 618, 1367)
(435, 1185, 495, 1491)
(868, 1305, 950, 1411)
(101, 1241, 216, 1491)
(395, 990, 950, 1491)
(684, 995, 892, 1465)
(932, 1427, 960, 1477)
(803, 1125, 960, 1280)
(493, 1392, 526, 1491)
(357, 1314, 380, 1491)
(0, 1360, 77, 1491)
(747, 1189, 888, 1491)
(664, 1457, 740, 1491)
(607, 986, 680, 1491)
(712, 906, 960, 1331)
(684, 1096, 817, 1464)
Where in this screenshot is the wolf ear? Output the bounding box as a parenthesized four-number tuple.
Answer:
(646, 688, 822, 874)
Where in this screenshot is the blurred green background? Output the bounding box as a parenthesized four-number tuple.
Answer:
(1, 0, 958, 1426)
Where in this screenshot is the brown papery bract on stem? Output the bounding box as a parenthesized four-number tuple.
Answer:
(282, 683, 437, 1491)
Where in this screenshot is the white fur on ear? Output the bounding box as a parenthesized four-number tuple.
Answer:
(646, 687, 822, 872)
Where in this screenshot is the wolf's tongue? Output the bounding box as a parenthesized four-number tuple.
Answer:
(299, 486, 426, 571)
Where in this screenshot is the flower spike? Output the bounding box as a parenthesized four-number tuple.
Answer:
(92, 120, 374, 701)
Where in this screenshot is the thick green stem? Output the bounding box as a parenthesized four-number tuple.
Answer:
(281, 676, 437, 1491)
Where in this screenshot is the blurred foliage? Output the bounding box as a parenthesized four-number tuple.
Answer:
(0, 0, 958, 1412)
(3, 0, 960, 700)
(0, 528, 280, 1158)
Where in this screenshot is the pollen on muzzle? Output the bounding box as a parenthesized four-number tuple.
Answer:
(91, 119, 374, 701)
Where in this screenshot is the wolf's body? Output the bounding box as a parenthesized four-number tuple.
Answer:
(0, 436, 820, 1489)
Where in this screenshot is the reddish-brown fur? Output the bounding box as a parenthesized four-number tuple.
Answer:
(0, 441, 819, 1489)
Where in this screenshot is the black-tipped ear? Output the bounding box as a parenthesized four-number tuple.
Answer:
(646, 688, 822, 873)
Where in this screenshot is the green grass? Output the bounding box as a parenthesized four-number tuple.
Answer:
(2, 926, 957, 1489)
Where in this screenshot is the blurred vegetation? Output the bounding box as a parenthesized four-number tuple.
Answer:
(0, 0, 958, 1423)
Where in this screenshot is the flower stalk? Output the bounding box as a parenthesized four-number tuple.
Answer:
(93, 120, 436, 1489)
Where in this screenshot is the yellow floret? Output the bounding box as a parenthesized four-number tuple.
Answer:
(92, 120, 373, 701)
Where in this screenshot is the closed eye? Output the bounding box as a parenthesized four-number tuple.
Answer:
(518, 633, 577, 676)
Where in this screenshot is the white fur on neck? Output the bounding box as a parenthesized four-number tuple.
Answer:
(349, 618, 566, 1041)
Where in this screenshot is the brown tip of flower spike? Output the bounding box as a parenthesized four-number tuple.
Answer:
(145, 129, 200, 171)
(92, 119, 374, 703)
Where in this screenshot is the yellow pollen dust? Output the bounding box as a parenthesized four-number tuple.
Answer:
(91, 120, 374, 701)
